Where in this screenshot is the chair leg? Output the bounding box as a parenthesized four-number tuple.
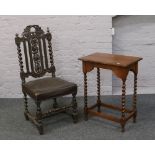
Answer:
(35, 101, 43, 135)
(53, 98, 58, 108)
(72, 93, 78, 123)
(23, 92, 29, 121)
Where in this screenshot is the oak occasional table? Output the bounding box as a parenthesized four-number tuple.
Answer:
(79, 52, 142, 132)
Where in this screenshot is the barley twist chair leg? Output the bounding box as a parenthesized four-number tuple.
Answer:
(23, 92, 29, 121)
(72, 93, 78, 123)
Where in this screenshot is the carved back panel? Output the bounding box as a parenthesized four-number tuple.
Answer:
(15, 25, 56, 82)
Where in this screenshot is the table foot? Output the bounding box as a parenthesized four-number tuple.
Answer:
(97, 106, 101, 113)
(121, 123, 125, 132)
(133, 112, 137, 123)
(84, 107, 88, 121)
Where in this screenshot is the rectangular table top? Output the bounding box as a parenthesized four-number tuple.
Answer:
(79, 52, 143, 67)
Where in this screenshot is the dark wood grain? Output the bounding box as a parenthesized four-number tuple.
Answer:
(15, 25, 78, 135)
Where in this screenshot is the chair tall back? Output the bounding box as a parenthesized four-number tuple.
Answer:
(15, 25, 56, 84)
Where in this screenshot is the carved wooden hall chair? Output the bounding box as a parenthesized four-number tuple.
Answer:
(15, 25, 78, 134)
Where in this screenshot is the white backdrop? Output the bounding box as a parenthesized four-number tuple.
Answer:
(113, 15, 155, 95)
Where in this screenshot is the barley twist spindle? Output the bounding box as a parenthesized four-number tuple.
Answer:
(72, 94, 77, 113)
(47, 28, 55, 77)
(72, 93, 78, 123)
(97, 68, 101, 112)
(84, 73, 88, 120)
(15, 34, 25, 84)
(121, 80, 126, 132)
(23, 93, 29, 120)
(24, 93, 28, 112)
(133, 73, 137, 123)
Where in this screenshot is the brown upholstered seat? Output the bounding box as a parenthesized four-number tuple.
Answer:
(23, 77, 77, 100)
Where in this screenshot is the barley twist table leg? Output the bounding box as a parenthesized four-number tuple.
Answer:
(133, 73, 137, 123)
(97, 68, 101, 112)
(121, 80, 126, 132)
(84, 73, 88, 121)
